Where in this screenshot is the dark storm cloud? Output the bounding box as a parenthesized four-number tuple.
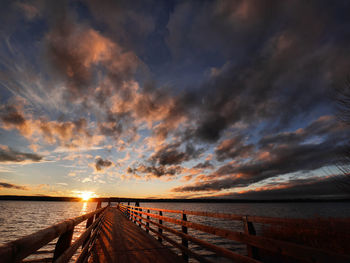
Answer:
(0, 182, 28, 190)
(259, 116, 343, 147)
(35, 0, 350, 147)
(193, 160, 214, 170)
(41, 1, 182, 144)
(45, 16, 138, 100)
(128, 142, 202, 178)
(127, 164, 182, 178)
(86, 0, 157, 53)
(0, 147, 43, 163)
(0, 105, 26, 125)
(173, 116, 350, 192)
(174, 142, 343, 192)
(162, 0, 350, 142)
(167, 0, 283, 59)
(211, 175, 348, 199)
(215, 134, 254, 161)
(149, 142, 203, 166)
(95, 158, 112, 171)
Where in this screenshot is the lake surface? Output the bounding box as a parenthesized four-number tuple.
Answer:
(1, 201, 350, 261)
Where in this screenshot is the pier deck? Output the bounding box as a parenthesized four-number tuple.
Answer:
(90, 208, 183, 263)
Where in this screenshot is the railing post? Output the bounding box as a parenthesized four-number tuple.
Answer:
(127, 201, 130, 219)
(146, 209, 150, 233)
(182, 212, 189, 262)
(83, 215, 94, 248)
(243, 216, 259, 260)
(95, 201, 102, 220)
(139, 207, 142, 228)
(158, 211, 163, 243)
(135, 202, 139, 224)
(53, 226, 74, 261)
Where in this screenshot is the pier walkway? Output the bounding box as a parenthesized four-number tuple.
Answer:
(1, 201, 350, 263)
(90, 208, 182, 263)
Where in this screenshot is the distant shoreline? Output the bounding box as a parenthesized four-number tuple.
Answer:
(1, 195, 349, 203)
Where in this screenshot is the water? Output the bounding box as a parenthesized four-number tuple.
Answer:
(0, 201, 98, 262)
(1, 201, 350, 261)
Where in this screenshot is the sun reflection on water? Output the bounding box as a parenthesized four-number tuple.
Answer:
(81, 201, 88, 215)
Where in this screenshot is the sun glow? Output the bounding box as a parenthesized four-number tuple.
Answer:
(76, 191, 95, 201)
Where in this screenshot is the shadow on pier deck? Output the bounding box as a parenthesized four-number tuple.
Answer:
(90, 208, 182, 263)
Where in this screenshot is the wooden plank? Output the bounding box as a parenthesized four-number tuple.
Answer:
(91, 208, 184, 263)
(22, 257, 53, 262)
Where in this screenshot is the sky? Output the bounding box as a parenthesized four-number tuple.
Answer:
(1, 0, 350, 199)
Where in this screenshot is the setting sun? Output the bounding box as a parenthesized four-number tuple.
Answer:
(78, 191, 94, 201)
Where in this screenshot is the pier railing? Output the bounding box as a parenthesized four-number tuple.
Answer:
(118, 203, 350, 263)
(0, 202, 107, 263)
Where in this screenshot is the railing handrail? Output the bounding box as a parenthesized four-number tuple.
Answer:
(0, 206, 107, 262)
(54, 210, 106, 263)
(120, 204, 350, 227)
(119, 203, 350, 263)
(128, 210, 259, 263)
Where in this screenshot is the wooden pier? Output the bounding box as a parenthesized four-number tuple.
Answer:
(90, 208, 182, 263)
(0, 201, 349, 263)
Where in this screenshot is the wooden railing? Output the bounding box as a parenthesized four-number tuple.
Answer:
(0, 202, 107, 263)
(118, 203, 350, 263)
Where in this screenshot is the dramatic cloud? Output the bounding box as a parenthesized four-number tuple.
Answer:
(0, 146, 43, 163)
(162, 0, 350, 143)
(1, 0, 350, 198)
(95, 158, 112, 171)
(0, 103, 33, 138)
(215, 135, 254, 161)
(0, 101, 105, 149)
(46, 17, 139, 99)
(193, 161, 214, 170)
(127, 164, 182, 178)
(173, 115, 350, 192)
(0, 182, 28, 190)
(0, 105, 26, 125)
(211, 175, 348, 200)
(149, 142, 202, 166)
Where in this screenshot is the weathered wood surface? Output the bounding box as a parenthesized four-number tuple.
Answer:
(90, 208, 184, 263)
